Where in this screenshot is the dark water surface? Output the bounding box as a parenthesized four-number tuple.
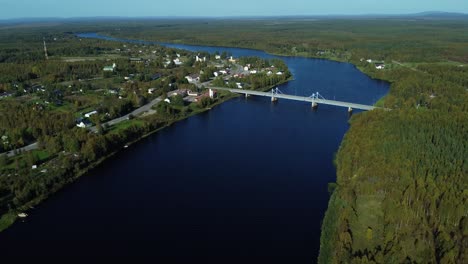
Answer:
(0, 33, 388, 262)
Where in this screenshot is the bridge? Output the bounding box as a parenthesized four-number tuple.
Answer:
(210, 87, 378, 111)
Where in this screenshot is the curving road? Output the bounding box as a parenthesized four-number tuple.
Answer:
(2, 96, 162, 158)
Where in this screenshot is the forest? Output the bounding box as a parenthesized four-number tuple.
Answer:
(0, 18, 466, 262)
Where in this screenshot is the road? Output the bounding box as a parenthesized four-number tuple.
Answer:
(2, 97, 162, 157)
(89, 96, 162, 132)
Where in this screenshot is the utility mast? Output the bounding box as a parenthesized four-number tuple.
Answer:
(43, 37, 49, 60)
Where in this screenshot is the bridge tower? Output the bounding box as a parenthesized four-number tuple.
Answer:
(271, 88, 278, 102)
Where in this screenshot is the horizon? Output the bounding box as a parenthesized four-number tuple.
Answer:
(1, 11, 468, 22)
(1, 0, 468, 20)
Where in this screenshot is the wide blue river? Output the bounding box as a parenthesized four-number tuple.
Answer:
(0, 33, 389, 262)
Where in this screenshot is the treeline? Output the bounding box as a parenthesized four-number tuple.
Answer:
(0, 114, 170, 216)
(318, 57, 467, 263)
(320, 108, 467, 263)
(0, 101, 74, 151)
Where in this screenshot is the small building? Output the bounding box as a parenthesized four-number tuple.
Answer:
(243, 66, 249, 71)
(209, 89, 217, 99)
(103, 63, 116, 72)
(148, 88, 156, 94)
(164, 98, 171, 103)
(173, 58, 183, 65)
(375, 63, 385, 70)
(84, 110, 98, 118)
(187, 90, 200, 96)
(185, 74, 200, 83)
(215, 55, 221, 60)
(228, 56, 237, 63)
(276, 71, 284, 75)
(76, 118, 92, 128)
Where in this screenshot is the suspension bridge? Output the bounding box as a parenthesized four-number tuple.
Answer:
(209, 87, 378, 111)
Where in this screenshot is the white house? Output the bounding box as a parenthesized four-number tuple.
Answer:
(236, 82, 243, 89)
(276, 71, 284, 75)
(244, 66, 249, 71)
(164, 98, 171, 103)
(215, 55, 221, 60)
(213, 72, 219, 77)
(375, 64, 386, 70)
(366, 59, 373, 63)
(84, 110, 98, 118)
(250, 70, 257, 74)
(185, 74, 200, 83)
(148, 88, 156, 94)
(173, 58, 183, 65)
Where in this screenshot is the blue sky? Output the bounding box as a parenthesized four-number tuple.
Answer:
(1, 0, 467, 19)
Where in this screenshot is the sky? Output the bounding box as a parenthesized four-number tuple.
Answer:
(1, 0, 467, 19)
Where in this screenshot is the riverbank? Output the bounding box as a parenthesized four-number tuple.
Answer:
(0, 76, 292, 233)
(122, 35, 467, 263)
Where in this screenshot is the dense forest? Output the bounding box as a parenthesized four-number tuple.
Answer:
(0, 18, 466, 262)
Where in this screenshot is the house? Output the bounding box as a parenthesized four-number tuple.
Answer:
(173, 58, 183, 65)
(366, 59, 373, 63)
(0, 92, 13, 99)
(243, 66, 249, 71)
(209, 89, 217, 99)
(76, 118, 92, 128)
(375, 63, 385, 70)
(84, 110, 98, 118)
(187, 90, 200, 96)
(215, 55, 221, 60)
(195, 55, 207, 62)
(236, 82, 243, 89)
(250, 70, 257, 74)
(185, 74, 200, 83)
(276, 71, 284, 75)
(228, 56, 237, 63)
(103, 63, 116, 72)
(213, 72, 219, 77)
(164, 98, 171, 103)
(148, 88, 156, 94)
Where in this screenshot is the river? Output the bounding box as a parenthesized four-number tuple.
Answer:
(0, 33, 389, 262)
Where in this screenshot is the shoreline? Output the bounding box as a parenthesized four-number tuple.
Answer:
(0, 78, 292, 233)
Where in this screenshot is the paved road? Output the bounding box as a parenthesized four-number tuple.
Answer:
(2, 97, 162, 157)
(4, 142, 39, 158)
(89, 96, 162, 132)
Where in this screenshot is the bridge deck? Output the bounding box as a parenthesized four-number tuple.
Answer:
(211, 87, 377, 111)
